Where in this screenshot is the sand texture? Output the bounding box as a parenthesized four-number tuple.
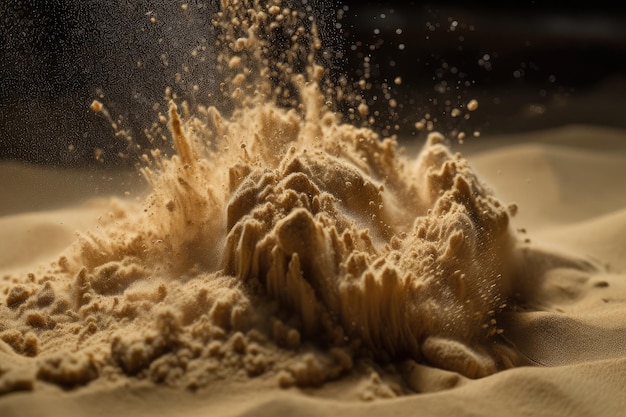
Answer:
(1, 125, 626, 416)
(2, 1, 626, 415)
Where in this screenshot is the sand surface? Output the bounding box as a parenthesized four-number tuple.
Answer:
(1, 124, 625, 417)
(3, 2, 626, 414)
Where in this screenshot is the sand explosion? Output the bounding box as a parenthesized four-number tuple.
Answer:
(0, 0, 528, 395)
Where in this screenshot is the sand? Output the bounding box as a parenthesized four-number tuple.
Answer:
(2, 1, 626, 415)
(1, 124, 625, 416)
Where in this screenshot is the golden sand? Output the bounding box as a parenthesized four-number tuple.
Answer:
(1, 1, 625, 413)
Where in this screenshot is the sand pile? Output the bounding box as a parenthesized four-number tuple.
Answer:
(0, 76, 520, 395)
(1, 0, 519, 393)
(2, 1, 626, 414)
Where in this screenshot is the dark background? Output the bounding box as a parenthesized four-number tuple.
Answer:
(1, 1, 625, 167)
(337, 2, 626, 142)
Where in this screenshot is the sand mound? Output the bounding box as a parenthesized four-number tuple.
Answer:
(1, 126, 626, 416)
(1, 90, 521, 394)
(2, 0, 626, 414)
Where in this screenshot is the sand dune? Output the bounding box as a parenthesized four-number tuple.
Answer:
(468, 138, 626, 229)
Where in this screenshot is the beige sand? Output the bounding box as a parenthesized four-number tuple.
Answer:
(2, 1, 626, 415)
(1, 124, 625, 416)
